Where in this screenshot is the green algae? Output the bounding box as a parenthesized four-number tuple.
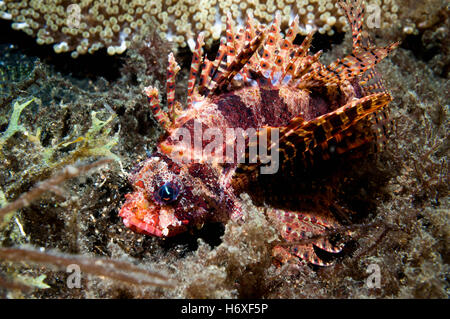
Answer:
(0, 98, 35, 151)
(40, 110, 121, 168)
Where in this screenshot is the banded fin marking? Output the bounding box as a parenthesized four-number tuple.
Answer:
(199, 37, 228, 95)
(299, 43, 399, 88)
(280, 31, 316, 83)
(339, 0, 366, 50)
(314, 238, 344, 254)
(226, 12, 237, 67)
(338, 0, 397, 153)
(143, 86, 171, 131)
(258, 11, 282, 79)
(187, 33, 205, 107)
(209, 29, 266, 96)
(267, 208, 343, 266)
(166, 52, 181, 122)
(233, 92, 392, 184)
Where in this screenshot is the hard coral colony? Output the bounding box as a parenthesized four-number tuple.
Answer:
(0, 0, 405, 57)
(119, 0, 398, 266)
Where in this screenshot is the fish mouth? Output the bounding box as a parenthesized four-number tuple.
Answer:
(119, 191, 186, 237)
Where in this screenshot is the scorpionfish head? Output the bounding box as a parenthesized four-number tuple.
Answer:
(119, 153, 217, 237)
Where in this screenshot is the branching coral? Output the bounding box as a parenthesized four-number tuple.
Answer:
(0, 0, 433, 57)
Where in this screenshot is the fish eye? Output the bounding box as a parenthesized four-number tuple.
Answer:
(154, 182, 180, 204)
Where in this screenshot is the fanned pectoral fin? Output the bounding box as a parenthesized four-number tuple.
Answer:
(273, 244, 333, 266)
(208, 29, 266, 96)
(233, 92, 392, 184)
(280, 92, 392, 168)
(267, 208, 344, 266)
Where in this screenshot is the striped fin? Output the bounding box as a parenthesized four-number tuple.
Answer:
(226, 12, 260, 84)
(316, 119, 374, 160)
(166, 52, 181, 122)
(143, 86, 171, 131)
(272, 245, 331, 266)
(292, 51, 322, 80)
(187, 32, 204, 107)
(198, 58, 214, 90)
(314, 238, 344, 254)
(279, 35, 318, 85)
(225, 12, 237, 67)
(265, 11, 282, 59)
(339, 0, 397, 153)
(285, 15, 300, 43)
(339, 0, 366, 50)
(269, 16, 302, 85)
(274, 18, 300, 85)
(240, 13, 259, 82)
(338, 0, 392, 95)
(208, 29, 265, 96)
(281, 92, 391, 156)
(196, 13, 264, 95)
(234, 26, 247, 57)
(295, 31, 315, 59)
(360, 67, 389, 94)
(198, 37, 228, 96)
(258, 11, 282, 78)
(359, 68, 393, 152)
(267, 12, 287, 81)
(299, 42, 399, 88)
(267, 208, 343, 266)
(272, 245, 301, 265)
(233, 92, 392, 181)
(290, 244, 332, 266)
(369, 108, 392, 152)
(277, 92, 392, 160)
(292, 0, 398, 89)
(252, 14, 318, 87)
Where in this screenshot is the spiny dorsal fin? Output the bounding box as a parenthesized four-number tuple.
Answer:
(279, 31, 315, 83)
(198, 37, 228, 96)
(208, 28, 266, 96)
(187, 32, 205, 107)
(299, 42, 399, 88)
(143, 86, 171, 131)
(338, 0, 398, 153)
(225, 12, 238, 67)
(339, 0, 366, 51)
(166, 52, 181, 122)
(259, 11, 282, 79)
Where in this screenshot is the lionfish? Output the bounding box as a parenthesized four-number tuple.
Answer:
(119, 0, 398, 266)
